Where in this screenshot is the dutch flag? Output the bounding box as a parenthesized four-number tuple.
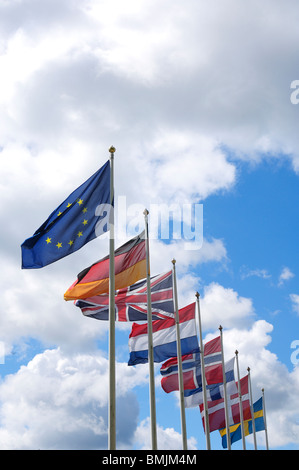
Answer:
(128, 302, 199, 365)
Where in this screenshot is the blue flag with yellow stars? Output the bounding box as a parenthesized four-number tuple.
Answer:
(21, 160, 111, 269)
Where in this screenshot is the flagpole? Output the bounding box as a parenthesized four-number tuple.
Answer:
(172, 259, 188, 450)
(108, 146, 116, 450)
(219, 325, 231, 450)
(247, 367, 257, 450)
(143, 209, 157, 450)
(235, 350, 246, 450)
(195, 292, 211, 450)
(262, 388, 269, 450)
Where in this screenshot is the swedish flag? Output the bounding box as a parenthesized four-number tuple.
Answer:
(220, 397, 265, 448)
(21, 161, 111, 269)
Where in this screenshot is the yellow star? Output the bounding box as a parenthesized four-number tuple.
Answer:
(45, 237, 52, 244)
(57, 211, 62, 217)
(82, 207, 88, 213)
(77, 199, 83, 206)
(82, 219, 88, 226)
(66, 202, 72, 208)
(56, 242, 62, 249)
(77, 231, 83, 237)
(68, 240, 74, 246)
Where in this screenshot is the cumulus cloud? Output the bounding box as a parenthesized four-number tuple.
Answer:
(133, 417, 198, 450)
(1, 0, 299, 450)
(278, 267, 295, 286)
(201, 282, 255, 329)
(0, 348, 148, 450)
(0, 347, 202, 450)
(2, 0, 299, 172)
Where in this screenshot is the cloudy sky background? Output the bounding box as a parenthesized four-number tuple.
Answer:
(1, 0, 299, 449)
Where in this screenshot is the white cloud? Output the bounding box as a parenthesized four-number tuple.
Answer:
(148, 237, 227, 277)
(278, 267, 295, 286)
(0, 255, 109, 355)
(0, 348, 147, 450)
(240, 266, 271, 281)
(133, 417, 197, 450)
(0, 0, 299, 450)
(1, 0, 299, 174)
(201, 282, 255, 329)
(290, 294, 299, 315)
(141, 131, 236, 202)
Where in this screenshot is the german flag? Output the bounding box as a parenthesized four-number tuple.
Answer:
(64, 232, 146, 301)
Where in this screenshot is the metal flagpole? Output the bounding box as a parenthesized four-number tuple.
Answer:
(247, 367, 257, 450)
(235, 350, 246, 450)
(108, 146, 116, 450)
(195, 292, 211, 450)
(143, 209, 157, 450)
(262, 388, 269, 450)
(219, 325, 231, 450)
(172, 259, 188, 450)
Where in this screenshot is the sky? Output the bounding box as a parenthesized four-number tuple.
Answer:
(1, 0, 299, 450)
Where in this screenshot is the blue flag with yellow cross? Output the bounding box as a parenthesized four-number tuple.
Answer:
(219, 397, 265, 448)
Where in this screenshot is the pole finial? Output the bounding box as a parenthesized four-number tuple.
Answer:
(247, 366, 250, 372)
(172, 258, 176, 265)
(109, 146, 116, 154)
(219, 325, 223, 331)
(235, 349, 238, 355)
(143, 208, 149, 216)
(195, 291, 200, 299)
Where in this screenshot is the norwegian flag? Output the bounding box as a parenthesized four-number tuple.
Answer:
(160, 336, 225, 394)
(75, 271, 174, 321)
(160, 352, 202, 393)
(204, 336, 223, 384)
(200, 374, 251, 432)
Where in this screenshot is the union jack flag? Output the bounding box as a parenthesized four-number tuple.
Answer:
(75, 271, 174, 321)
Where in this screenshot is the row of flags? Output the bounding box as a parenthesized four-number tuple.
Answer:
(21, 155, 269, 450)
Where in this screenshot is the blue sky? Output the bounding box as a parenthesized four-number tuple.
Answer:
(207, 160, 299, 367)
(1, 0, 299, 450)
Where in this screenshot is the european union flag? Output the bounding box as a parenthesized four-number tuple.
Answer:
(21, 161, 111, 269)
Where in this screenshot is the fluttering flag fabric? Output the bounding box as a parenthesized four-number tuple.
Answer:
(160, 352, 201, 393)
(184, 357, 237, 408)
(21, 161, 111, 269)
(200, 374, 251, 432)
(64, 231, 146, 300)
(128, 302, 199, 365)
(219, 396, 265, 448)
(160, 335, 231, 395)
(75, 271, 174, 321)
(203, 336, 224, 384)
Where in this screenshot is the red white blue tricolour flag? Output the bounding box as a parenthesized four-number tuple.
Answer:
(128, 302, 199, 365)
